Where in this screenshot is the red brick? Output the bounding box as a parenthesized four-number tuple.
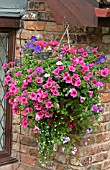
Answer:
(24, 21, 45, 31)
(20, 153, 36, 165)
(45, 22, 64, 32)
(99, 92, 110, 103)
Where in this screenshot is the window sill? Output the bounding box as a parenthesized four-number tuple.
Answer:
(0, 156, 18, 166)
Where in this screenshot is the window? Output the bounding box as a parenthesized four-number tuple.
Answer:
(0, 18, 21, 165)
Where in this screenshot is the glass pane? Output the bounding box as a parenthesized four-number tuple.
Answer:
(0, 33, 8, 151)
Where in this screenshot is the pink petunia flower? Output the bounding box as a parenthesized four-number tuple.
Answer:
(12, 107, 19, 114)
(82, 51, 88, 58)
(27, 68, 33, 73)
(74, 80, 81, 87)
(68, 66, 76, 72)
(29, 92, 37, 101)
(63, 72, 69, 80)
(100, 68, 109, 77)
(20, 97, 28, 104)
(45, 101, 53, 109)
(26, 75, 33, 83)
(22, 81, 28, 89)
(22, 117, 28, 128)
(83, 76, 90, 81)
(70, 88, 78, 98)
(2, 63, 8, 68)
(45, 112, 51, 118)
(89, 91, 93, 98)
(51, 90, 59, 96)
(35, 112, 44, 121)
(36, 77, 43, 84)
(34, 103, 42, 110)
(65, 76, 72, 84)
(88, 72, 93, 77)
(80, 96, 86, 103)
(15, 71, 22, 77)
(4, 75, 12, 83)
(34, 126, 39, 133)
(9, 98, 14, 105)
(53, 68, 60, 75)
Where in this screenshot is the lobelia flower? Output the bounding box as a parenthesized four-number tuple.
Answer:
(61, 137, 70, 144)
(86, 126, 92, 134)
(71, 147, 77, 154)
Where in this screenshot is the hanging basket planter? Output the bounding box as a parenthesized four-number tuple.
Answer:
(2, 27, 110, 165)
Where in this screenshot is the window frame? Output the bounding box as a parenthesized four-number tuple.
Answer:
(0, 18, 21, 165)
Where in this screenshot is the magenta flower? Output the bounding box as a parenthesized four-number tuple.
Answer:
(53, 68, 60, 75)
(82, 51, 88, 57)
(2, 63, 8, 68)
(63, 72, 69, 80)
(45, 112, 51, 118)
(92, 47, 98, 53)
(20, 97, 28, 104)
(68, 66, 76, 72)
(15, 71, 22, 77)
(27, 68, 33, 73)
(34, 126, 39, 133)
(74, 80, 81, 87)
(26, 75, 33, 83)
(22, 117, 28, 128)
(9, 61, 15, 66)
(22, 90, 27, 96)
(23, 108, 30, 115)
(22, 81, 28, 89)
(70, 88, 78, 98)
(58, 65, 64, 71)
(88, 72, 93, 77)
(36, 66, 44, 74)
(34, 103, 42, 110)
(45, 101, 53, 109)
(51, 90, 59, 96)
(35, 112, 44, 121)
(29, 92, 37, 101)
(12, 107, 19, 114)
(37, 40, 47, 47)
(49, 40, 58, 46)
(4, 75, 12, 83)
(97, 81, 103, 87)
(78, 48, 85, 53)
(65, 76, 72, 84)
(37, 97, 43, 103)
(80, 96, 86, 103)
(88, 91, 93, 98)
(72, 74, 80, 80)
(36, 77, 43, 84)
(100, 68, 109, 77)
(9, 98, 14, 105)
(83, 76, 90, 81)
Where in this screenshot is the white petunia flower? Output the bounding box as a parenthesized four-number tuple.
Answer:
(56, 61, 63, 65)
(44, 73, 50, 77)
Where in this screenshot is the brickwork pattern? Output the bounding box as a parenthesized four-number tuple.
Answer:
(1, 0, 110, 169)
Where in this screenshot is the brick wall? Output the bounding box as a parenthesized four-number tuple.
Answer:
(1, 0, 110, 170)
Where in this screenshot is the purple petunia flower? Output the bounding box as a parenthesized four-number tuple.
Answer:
(30, 36, 37, 42)
(34, 46, 42, 53)
(25, 42, 35, 50)
(97, 55, 106, 64)
(91, 105, 99, 112)
(36, 67, 44, 74)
